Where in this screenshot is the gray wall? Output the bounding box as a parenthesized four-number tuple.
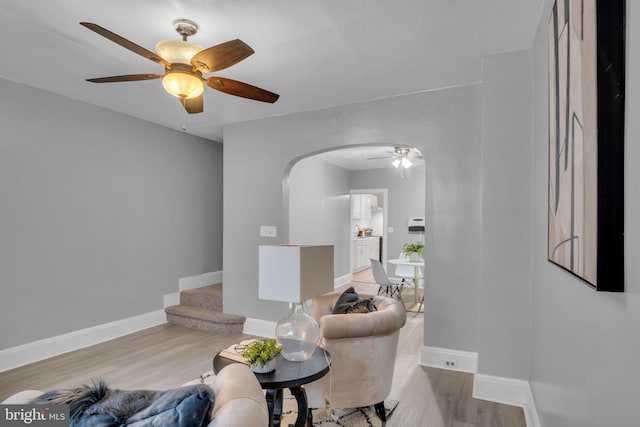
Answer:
(223, 86, 484, 355)
(288, 156, 351, 277)
(477, 50, 533, 379)
(350, 166, 426, 260)
(527, 2, 640, 426)
(0, 78, 223, 349)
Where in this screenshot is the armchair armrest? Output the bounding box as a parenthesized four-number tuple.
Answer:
(208, 364, 268, 427)
(319, 296, 406, 340)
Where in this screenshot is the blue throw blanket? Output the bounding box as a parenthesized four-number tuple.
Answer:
(33, 379, 214, 427)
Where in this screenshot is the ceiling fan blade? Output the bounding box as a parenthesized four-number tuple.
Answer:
(206, 77, 279, 103)
(180, 95, 204, 114)
(191, 39, 254, 73)
(367, 156, 394, 160)
(80, 22, 170, 68)
(86, 74, 163, 83)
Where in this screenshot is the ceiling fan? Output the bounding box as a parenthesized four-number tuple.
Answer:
(80, 19, 279, 114)
(367, 147, 424, 169)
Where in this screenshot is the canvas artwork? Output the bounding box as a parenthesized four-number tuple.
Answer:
(547, 0, 625, 291)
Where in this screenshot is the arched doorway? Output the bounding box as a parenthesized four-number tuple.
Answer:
(284, 144, 425, 310)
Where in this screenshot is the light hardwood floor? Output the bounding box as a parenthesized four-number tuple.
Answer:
(0, 284, 525, 427)
(352, 267, 423, 313)
(352, 267, 376, 284)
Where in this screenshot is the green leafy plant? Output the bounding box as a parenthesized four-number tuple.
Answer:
(241, 339, 283, 367)
(402, 242, 425, 256)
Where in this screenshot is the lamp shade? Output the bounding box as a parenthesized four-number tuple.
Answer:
(259, 245, 334, 302)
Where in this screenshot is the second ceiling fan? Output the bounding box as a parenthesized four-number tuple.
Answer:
(368, 147, 423, 168)
(80, 19, 279, 114)
(367, 147, 423, 177)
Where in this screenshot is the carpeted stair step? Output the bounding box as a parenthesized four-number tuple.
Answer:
(165, 305, 245, 334)
(180, 284, 223, 311)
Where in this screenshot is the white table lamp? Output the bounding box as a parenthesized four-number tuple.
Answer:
(259, 245, 334, 361)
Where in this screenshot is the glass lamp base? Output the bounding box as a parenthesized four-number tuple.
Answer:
(275, 302, 319, 361)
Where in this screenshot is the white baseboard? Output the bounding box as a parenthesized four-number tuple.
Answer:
(164, 292, 180, 308)
(179, 271, 222, 291)
(0, 310, 167, 372)
(243, 318, 276, 338)
(473, 374, 540, 427)
(421, 346, 540, 427)
(335, 273, 352, 288)
(420, 345, 478, 373)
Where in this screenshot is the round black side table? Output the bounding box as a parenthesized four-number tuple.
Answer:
(214, 347, 331, 427)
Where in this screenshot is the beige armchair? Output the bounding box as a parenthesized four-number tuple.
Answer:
(304, 293, 407, 422)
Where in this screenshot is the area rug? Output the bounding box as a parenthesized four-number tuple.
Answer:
(187, 371, 398, 426)
(182, 371, 216, 387)
(281, 393, 398, 427)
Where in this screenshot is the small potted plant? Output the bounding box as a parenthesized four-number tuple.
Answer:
(242, 339, 283, 373)
(402, 242, 425, 262)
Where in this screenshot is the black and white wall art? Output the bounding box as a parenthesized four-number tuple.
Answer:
(548, 0, 625, 291)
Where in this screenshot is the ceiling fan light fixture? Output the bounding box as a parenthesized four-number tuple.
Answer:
(392, 158, 401, 168)
(80, 20, 279, 113)
(155, 40, 203, 65)
(162, 69, 204, 99)
(401, 157, 412, 168)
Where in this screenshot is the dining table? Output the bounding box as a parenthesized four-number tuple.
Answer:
(387, 258, 424, 311)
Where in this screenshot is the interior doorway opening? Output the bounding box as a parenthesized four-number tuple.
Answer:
(350, 188, 388, 278)
(285, 144, 425, 304)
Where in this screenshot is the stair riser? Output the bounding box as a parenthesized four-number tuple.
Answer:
(180, 292, 223, 311)
(167, 314, 244, 334)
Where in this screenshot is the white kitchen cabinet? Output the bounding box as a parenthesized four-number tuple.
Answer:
(351, 194, 362, 219)
(352, 236, 380, 272)
(351, 194, 369, 219)
(362, 196, 371, 219)
(350, 194, 378, 219)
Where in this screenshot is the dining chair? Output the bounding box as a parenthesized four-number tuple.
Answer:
(369, 258, 405, 305)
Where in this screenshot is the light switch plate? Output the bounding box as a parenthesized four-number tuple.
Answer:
(388, 227, 394, 233)
(260, 225, 277, 237)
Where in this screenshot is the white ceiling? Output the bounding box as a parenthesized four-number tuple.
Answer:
(0, 0, 541, 144)
(316, 146, 424, 170)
